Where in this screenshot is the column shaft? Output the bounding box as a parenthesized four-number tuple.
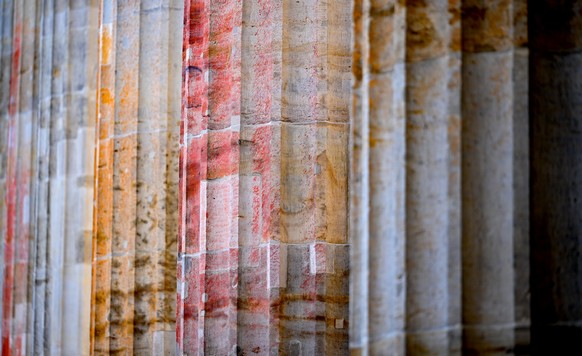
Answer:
(405, 0, 450, 353)
(367, 0, 406, 354)
(92, 1, 181, 353)
(461, 0, 515, 352)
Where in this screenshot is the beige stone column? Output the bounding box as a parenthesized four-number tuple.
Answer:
(321, 0, 351, 352)
(349, 0, 370, 351)
(350, 0, 406, 354)
(277, 0, 352, 352)
(461, 0, 515, 352)
(279, 0, 320, 350)
(91, 0, 182, 354)
(404, 0, 450, 353)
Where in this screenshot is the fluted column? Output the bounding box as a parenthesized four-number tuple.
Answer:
(321, 0, 351, 352)
(278, 0, 321, 350)
(176, 0, 210, 351)
(348, 0, 370, 351)
(461, 0, 515, 352)
(0, 1, 99, 355)
(177, 0, 240, 353)
(92, 0, 182, 353)
(203, 0, 241, 351)
(350, 0, 406, 354)
(1, 0, 34, 353)
(0, 0, 17, 349)
(368, 1, 406, 354)
(237, 0, 276, 351)
(32, 0, 55, 353)
(43, 0, 99, 354)
(530, 0, 582, 353)
(404, 0, 450, 353)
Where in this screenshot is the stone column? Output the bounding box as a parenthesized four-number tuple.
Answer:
(43, 0, 99, 354)
(237, 0, 275, 351)
(461, 0, 515, 352)
(176, 0, 210, 352)
(0, 0, 48, 353)
(349, 0, 370, 351)
(0, 1, 99, 354)
(278, 0, 320, 350)
(530, 0, 582, 353)
(204, 0, 241, 351)
(350, 0, 406, 353)
(404, 0, 450, 353)
(31, 0, 54, 353)
(2, 0, 34, 353)
(177, 0, 240, 353)
(368, 0, 407, 354)
(0, 0, 14, 346)
(321, 0, 351, 352)
(92, 0, 182, 354)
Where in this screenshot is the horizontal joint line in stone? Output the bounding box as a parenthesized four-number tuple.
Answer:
(239, 122, 273, 128)
(207, 174, 237, 182)
(100, 129, 171, 140)
(278, 120, 350, 126)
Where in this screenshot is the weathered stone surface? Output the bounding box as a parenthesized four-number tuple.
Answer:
(0, 0, 98, 355)
(8, 1, 582, 355)
(462, 51, 515, 354)
(91, 1, 182, 354)
(405, 1, 456, 354)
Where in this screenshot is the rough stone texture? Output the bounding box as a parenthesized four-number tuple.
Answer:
(2, 1, 31, 354)
(237, 0, 275, 351)
(349, 0, 370, 351)
(0, 0, 99, 355)
(7, 1, 582, 355)
(178, 0, 350, 352)
(530, 1, 582, 353)
(177, 0, 241, 352)
(91, 0, 182, 354)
